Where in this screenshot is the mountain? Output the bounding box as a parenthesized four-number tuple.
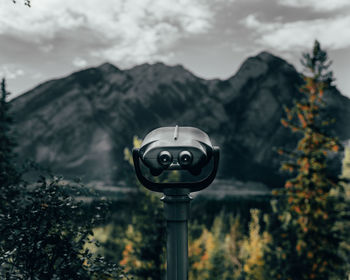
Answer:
(10, 52, 350, 187)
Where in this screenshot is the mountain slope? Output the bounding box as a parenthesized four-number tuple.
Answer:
(10, 52, 350, 187)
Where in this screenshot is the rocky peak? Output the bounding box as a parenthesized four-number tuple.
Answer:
(98, 62, 120, 73)
(10, 53, 350, 187)
(126, 62, 196, 84)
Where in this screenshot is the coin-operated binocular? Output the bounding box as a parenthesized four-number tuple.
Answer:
(133, 126, 220, 280)
(132, 125, 220, 192)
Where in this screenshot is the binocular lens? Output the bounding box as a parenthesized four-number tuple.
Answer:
(179, 150, 192, 166)
(158, 151, 172, 166)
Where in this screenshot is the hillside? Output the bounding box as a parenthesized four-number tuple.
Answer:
(10, 52, 350, 187)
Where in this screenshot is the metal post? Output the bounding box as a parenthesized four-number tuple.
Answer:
(161, 188, 192, 280)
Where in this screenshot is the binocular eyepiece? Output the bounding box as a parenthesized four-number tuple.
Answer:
(158, 150, 192, 168)
(138, 126, 215, 176)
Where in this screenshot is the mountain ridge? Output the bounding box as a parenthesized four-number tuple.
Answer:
(10, 52, 350, 187)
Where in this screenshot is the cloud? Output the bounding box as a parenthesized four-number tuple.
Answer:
(241, 14, 261, 29)
(72, 57, 88, 68)
(0, 65, 24, 80)
(278, 0, 350, 12)
(0, 4, 86, 41)
(0, 0, 214, 66)
(241, 14, 350, 51)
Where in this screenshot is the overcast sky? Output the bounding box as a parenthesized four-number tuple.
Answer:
(1, 0, 350, 98)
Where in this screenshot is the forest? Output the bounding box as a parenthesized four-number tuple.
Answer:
(1, 39, 350, 280)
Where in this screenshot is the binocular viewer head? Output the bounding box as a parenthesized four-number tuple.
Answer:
(139, 126, 213, 176)
(133, 126, 220, 192)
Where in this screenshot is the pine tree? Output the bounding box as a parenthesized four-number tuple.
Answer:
(264, 41, 349, 279)
(0, 79, 21, 205)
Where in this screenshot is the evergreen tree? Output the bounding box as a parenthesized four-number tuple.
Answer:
(264, 41, 349, 279)
(0, 79, 21, 209)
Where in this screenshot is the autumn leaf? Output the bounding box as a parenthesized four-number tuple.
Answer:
(332, 145, 339, 152)
(296, 244, 302, 252)
(297, 113, 307, 128)
(281, 119, 288, 127)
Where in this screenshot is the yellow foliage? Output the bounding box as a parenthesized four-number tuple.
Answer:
(124, 136, 142, 166)
(224, 218, 245, 279)
(119, 225, 144, 273)
(93, 224, 113, 243)
(241, 209, 269, 280)
(342, 146, 350, 196)
(123, 148, 133, 166)
(120, 240, 143, 272)
(163, 170, 181, 183)
(189, 214, 241, 280)
(83, 224, 114, 254)
(189, 229, 214, 279)
(338, 145, 350, 215)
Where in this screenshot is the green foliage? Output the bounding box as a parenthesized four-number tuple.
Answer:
(1, 177, 128, 279)
(264, 41, 349, 280)
(0, 78, 128, 279)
